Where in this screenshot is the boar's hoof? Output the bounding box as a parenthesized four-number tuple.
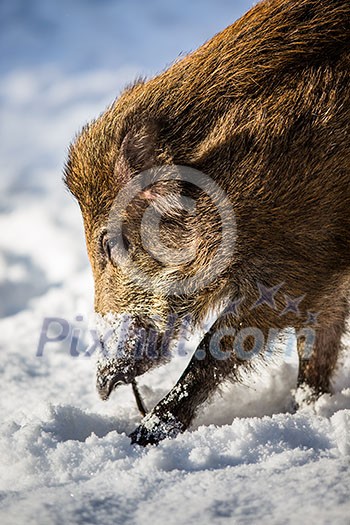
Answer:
(129, 411, 184, 446)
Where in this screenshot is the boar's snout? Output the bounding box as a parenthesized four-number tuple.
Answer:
(94, 312, 170, 400)
(96, 364, 130, 401)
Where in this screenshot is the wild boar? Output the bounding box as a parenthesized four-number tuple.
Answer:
(64, 0, 350, 445)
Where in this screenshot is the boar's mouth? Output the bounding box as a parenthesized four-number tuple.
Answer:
(97, 367, 127, 401)
(95, 313, 172, 401)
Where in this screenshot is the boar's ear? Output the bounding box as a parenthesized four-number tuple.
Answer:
(115, 121, 158, 181)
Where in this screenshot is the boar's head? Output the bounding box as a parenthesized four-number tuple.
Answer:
(64, 90, 236, 400)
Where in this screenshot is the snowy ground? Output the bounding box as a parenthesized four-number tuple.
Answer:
(1, 1, 350, 524)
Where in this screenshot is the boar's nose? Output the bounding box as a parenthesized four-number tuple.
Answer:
(96, 369, 127, 400)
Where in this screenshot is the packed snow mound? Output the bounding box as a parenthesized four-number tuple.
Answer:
(0, 281, 349, 524)
(1, 0, 350, 524)
(0, 394, 350, 524)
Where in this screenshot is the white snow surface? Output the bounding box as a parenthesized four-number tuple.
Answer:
(0, 1, 350, 524)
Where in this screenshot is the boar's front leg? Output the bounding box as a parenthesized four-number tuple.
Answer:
(129, 322, 243, 446)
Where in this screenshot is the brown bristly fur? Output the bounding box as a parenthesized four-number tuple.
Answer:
(65, 0, 350, 445)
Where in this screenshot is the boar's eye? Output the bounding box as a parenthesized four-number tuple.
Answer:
(102, 235, 117, 260)
(100, 231, 130, 263)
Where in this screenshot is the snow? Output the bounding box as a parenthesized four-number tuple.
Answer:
(0, 1, 350, 524)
